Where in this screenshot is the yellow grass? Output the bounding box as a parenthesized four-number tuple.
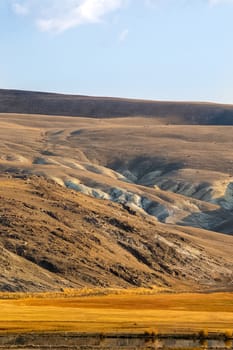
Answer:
(1, 291, 233, 335)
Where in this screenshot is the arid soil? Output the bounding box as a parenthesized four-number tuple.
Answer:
(1, 176, 233, 291)
(0, 89, 233, 291)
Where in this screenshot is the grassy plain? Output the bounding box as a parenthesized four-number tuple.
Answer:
(0, 291, 233, 335)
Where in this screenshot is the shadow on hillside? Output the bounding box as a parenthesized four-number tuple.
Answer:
(108, 156, 185, 183)
(181, 203, 233, 235)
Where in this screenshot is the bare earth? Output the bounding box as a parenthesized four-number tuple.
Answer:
(0, 90, 233, 293)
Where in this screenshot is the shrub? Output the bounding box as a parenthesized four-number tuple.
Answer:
(198, 329, 208, 339)
(224, 330, 233, 340)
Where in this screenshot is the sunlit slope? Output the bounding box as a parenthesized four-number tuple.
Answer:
(1, 114, 233, 233)
(0, 176, 233, 292)
(0, 109, 233, 291)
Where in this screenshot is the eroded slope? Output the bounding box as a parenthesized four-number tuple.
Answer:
(1, 114, 233, 234)
(0, 176, 232, 292)
(0, 111, 233, 291)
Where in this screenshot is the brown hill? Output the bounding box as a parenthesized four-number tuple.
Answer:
(1, 89, 233, 124)
(0, 113, 233, 234)
(0, 176, 232, 292)
(0, 92, 233, 292)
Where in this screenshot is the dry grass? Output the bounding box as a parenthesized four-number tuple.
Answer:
(0, 291, 233, 335)
(0, 114, 233, 291)
(0, 286, 167, 299)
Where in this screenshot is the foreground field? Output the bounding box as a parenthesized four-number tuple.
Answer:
(1, 291, 233, 335)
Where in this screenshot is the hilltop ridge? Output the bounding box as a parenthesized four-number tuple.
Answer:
(1, 89, 233, 124)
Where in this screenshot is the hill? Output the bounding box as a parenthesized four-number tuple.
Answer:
(0, 176, 232, 292)
(1, 89, 233, 124)
(0, 90, 233, 291)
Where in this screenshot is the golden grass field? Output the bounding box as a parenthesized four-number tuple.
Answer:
(1, 291, 233, 335)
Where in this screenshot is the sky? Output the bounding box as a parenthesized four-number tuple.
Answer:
(0, 0, 233, 103)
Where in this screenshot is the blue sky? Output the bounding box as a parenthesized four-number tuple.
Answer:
(1, 0, 233, 103)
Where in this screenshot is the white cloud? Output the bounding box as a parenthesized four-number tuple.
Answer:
(10, 0, 233, 34)
(11, 0, 126, 33)
(38, 0, 126, 32)
(12, 2, 29, 15)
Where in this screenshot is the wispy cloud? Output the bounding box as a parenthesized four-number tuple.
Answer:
(12, 1, 29, 15)
(11, 0, 126, 33)
(10, 0, 233, 34)
(119, 28, 129, 42)
(38, 0, 126, 33)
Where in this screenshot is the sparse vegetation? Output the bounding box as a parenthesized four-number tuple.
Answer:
(0, 91, 233, 341)
(0, 103, 233, 292)
(198, 329, 208, 339)
(0, 175, 233, 292)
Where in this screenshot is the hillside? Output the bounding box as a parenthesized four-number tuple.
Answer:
(0, 176, 232, 292)
(1, 89, 233, 124)
(0, 90, 233, 291)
